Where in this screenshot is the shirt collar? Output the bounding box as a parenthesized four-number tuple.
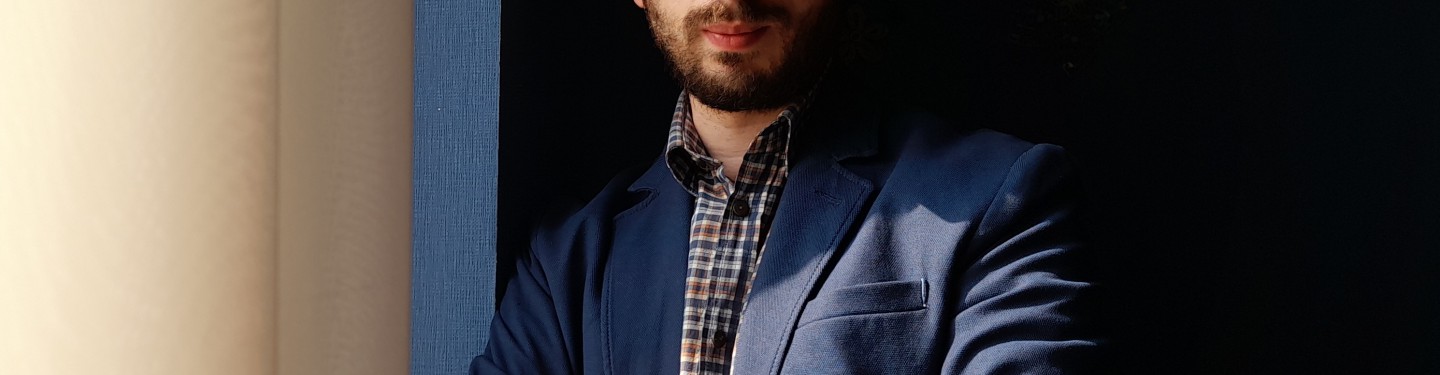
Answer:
(664, 92, 803, 196)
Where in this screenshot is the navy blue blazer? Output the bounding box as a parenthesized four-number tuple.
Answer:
(474, 101, 1097, 374)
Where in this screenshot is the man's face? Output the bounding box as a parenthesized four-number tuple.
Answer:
(640, 0, 838, 112)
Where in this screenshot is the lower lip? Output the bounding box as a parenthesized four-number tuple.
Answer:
(703, 27, 767, 51)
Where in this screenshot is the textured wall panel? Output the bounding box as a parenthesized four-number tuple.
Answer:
(411, 0, 501, 374)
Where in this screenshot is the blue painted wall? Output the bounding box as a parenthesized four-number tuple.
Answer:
(411, 0, 500, 373)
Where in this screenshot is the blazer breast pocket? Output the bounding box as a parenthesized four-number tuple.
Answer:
(783, 279, 933, 374)
(794, 279, 928, 329)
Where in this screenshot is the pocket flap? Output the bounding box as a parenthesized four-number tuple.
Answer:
(795, 279, 928, 328)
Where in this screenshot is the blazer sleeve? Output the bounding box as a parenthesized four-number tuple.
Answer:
(471, 238, 576, 375)
(942, 144, 1100, 374)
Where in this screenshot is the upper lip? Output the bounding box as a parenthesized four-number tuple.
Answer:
(702, 23, 764, 35)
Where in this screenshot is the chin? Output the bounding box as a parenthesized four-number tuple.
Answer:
(706, 59, 776, 78)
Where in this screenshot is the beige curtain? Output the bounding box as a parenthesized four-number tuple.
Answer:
(0, 0, 412, 374)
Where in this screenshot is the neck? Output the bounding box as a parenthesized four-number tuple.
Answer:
(689, 96, 786, 181)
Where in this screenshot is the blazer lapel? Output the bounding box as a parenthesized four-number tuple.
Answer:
(731, 103, 880, 375)
(605, 158, 694, 374)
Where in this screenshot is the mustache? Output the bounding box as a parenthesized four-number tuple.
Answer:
(683, 1, 790, 28)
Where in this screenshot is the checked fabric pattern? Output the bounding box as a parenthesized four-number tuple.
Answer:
(664, 92, 797, 375)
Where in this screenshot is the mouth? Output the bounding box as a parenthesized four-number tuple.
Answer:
(701, 23, 769, 52)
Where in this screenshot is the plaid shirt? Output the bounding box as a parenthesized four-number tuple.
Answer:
(666, 93, 798, 375)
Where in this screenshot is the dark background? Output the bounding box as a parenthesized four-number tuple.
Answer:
(497, 0, 1440, 373)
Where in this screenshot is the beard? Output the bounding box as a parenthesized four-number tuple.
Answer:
(646, 1, 839, 112)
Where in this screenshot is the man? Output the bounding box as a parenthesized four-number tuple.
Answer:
(474, 0, 1097, 373)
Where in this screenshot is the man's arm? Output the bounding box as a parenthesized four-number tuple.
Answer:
(943, 144, 1100, 374)
(471, 243, 575, 375)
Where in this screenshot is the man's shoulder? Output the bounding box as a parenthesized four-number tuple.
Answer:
(878, 107, 1056, 176)
(530, 159, 659, 241)
(869, 107, 1081, 245)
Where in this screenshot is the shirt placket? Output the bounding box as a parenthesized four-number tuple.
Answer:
(671, 91, 798, 375)
(707, 176, 742, 373)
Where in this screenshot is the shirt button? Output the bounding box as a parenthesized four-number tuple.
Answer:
(728, 202, 751, 218)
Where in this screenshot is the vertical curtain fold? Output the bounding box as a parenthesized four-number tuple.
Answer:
(1, 0, 415, 373)
(0, 1, 280, 373)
